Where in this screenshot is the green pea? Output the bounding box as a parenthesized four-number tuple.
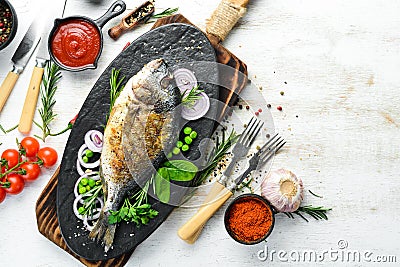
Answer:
(176, 141, 183, 148)
(181, 144, 189, 152)
(88, 179, 95, 187)
(82, 156, 89, 163)
(190, 131, 197, 139)
(183, 126, 192, 135)
(167, 152, 173, 159)
(85, 150, 94, 158)
(78, 206, 85, 214)
(79, 187, 86, 194)
(184, 136, 193, 145)
(80, 178, 88, 186)
(172, 147, 180, 155)
(86, 185, 91, 191)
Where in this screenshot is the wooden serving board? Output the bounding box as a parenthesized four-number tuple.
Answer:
(35, 14, 247, 267)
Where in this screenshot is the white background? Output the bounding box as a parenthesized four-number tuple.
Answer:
(1, 0, 400, 266)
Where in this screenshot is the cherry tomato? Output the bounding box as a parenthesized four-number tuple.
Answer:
(20, 163, 41, 181)
(0, 188, 6, 203)
(20, 137, 40, 157)
(37, 147, 58, 167)
(1, 149, 20, 169)
(3, 173, 24, 195)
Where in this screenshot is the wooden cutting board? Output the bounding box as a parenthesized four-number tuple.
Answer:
(35, 14, 247, 267)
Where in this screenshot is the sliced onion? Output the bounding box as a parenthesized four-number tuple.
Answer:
(173, 68, 198, 93)
(181, 92, 210, 120)
(73, 194, 103, 220)
(85, 130, 104, 153)
(74, 172, 100, 198)
(83, 216, 99, 231)
(78, 144, 100, 169)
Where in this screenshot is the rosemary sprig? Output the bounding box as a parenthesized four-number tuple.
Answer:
(79, 183, 103, 218)
(151, 7, 179, 19)
(35, 61, 62, 142)
(0, 124, 18, 134)
(284, 205, 332, 222)
(194, 130, 239, 186)
(181, 85, 204, 108)
(108, 68, 125, 120)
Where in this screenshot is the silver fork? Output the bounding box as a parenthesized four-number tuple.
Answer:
(219, 117, 264, 185)
(229, 133, 286, 188)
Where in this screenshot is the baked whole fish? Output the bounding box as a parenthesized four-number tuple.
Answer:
(89, 58, 181, 251)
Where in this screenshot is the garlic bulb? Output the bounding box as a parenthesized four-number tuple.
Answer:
(261, 169, 304, 212)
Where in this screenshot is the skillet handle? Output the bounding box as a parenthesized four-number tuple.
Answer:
(94, 0, 126, 29)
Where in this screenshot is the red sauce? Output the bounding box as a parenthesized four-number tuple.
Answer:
(51, 19, 101, 68)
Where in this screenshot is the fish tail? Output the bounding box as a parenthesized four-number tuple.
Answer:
(88, 210, 116, 252)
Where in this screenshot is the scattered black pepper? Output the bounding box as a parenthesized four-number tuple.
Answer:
(280, 91, 284, 96)
(284, 81, 287, 84)
(239, 105, 243, 110)
(267, 104, 271, 109)
(246, 105, 250, 110)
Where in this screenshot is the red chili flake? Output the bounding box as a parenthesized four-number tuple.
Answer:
(245, 105, 250, 110)
(258, 108, 262, 113)
(122, 42, 131, 51)
(255, 111, 259, 116)
(277, 106, 282, 111)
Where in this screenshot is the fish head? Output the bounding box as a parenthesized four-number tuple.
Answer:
(133, 58, 180, 111)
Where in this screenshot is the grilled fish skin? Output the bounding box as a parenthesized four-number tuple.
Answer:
(89, 59, 181, 251)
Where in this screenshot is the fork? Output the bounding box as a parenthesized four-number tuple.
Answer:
(230, 133, 286, 188)
(178, 134, 285, 242)
(181, 117, 263, 244)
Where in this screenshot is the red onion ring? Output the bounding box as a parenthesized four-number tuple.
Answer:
(85, 130, 104, 153)
(78, 144, 100, 169)
(173, 68, 198, 93)
(181, 92, 210, 120)
(73, 195, 103, 221)
(74, 172, 100, 199)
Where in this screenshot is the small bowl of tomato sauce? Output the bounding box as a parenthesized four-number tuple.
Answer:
(48, 0, 126, 71)
(224, 193, 275, 245)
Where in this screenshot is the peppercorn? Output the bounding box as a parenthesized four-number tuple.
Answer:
(0, 4, 13, 47)
(245, 105, 250, 110)
(267, 104, 271, 108)
(277, 106, 282, 111)
(255, 111, 259, 116)
(258, 108, 262, 113)
(280, 91, 284, 96)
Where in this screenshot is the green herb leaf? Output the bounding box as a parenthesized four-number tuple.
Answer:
(155, 171, 171, 203)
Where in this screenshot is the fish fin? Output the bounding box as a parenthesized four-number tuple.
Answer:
(89, 210, 116, 252)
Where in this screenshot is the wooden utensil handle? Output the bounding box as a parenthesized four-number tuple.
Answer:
(182, 181, 226, 244)
(108, 22, 126, 40)
(18, 66, 44, 134)
(0, 72, 19, 112)
(178, 187, 233, 241)
(206, 0, 250, 42)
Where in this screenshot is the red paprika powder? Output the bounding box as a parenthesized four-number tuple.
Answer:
(226, 196, 274, 243)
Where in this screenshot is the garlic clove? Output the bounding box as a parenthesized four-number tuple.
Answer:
(261, 169, 304, 212)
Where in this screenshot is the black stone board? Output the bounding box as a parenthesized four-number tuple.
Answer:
(56, 23, 218, 260)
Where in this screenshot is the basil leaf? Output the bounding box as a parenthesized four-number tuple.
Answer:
(155, 171, 170, 203)
(168, 160, 198, 173)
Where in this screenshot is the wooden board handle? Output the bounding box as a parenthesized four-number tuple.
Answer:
(18, 66, 44, 134)
(206, 0, 250, 42)
(177, 187, 233, 241)
(182, 181, 226, 244)
(0, 72, 19, 112)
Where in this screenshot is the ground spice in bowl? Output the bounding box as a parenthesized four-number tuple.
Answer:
(224, 194, 275, 244)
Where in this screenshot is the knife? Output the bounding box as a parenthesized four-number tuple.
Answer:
(0, 21, 41, 113)
(18, 0, 67, 134)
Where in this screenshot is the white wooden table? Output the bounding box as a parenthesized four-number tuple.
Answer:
(1, 0, 400, 266)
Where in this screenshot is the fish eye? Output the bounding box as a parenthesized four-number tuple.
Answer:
(160, 76, 171, 89)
